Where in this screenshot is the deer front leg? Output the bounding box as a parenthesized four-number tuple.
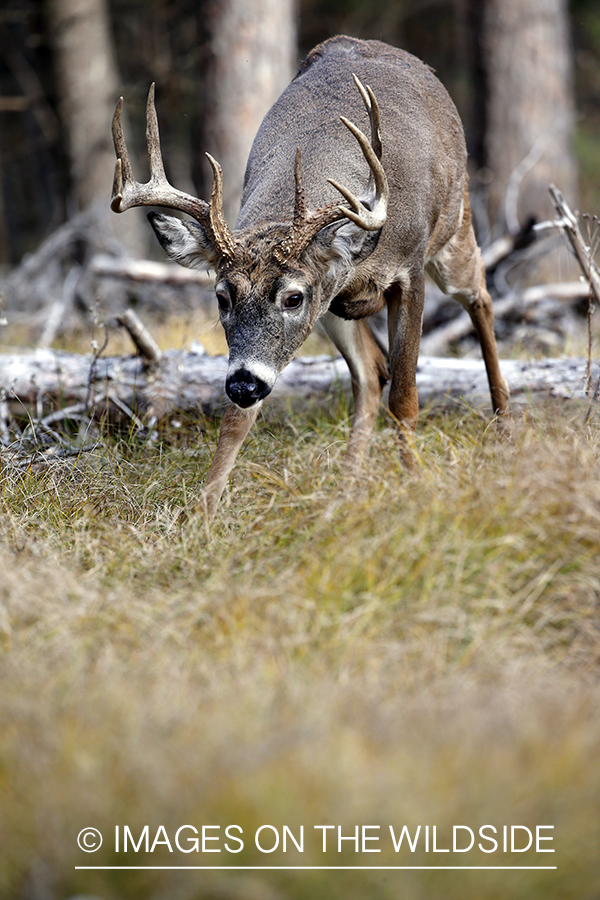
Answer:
(321, 313, 388, 477)
(199, 402, 260, 516)
(385, 277, 425, 467)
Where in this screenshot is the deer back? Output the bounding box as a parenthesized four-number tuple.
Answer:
(238, 35, 468, 285)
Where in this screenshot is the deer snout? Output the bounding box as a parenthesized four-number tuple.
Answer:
(226, 367, 273, 408)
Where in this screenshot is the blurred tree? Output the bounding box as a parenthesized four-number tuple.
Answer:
(478, 0, 577, 233)
(198, 0, 297, 225)
(45, 0, 145, 254)
(0, 3, 63, 263)
(569, 0, 600, 214)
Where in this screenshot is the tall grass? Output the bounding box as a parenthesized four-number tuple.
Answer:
(1, 399, 599, 899)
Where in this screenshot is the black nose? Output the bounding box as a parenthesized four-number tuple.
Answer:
(226, 368, 271, 408)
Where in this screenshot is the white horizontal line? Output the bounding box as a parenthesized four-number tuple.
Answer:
(75, 866, 558, 871)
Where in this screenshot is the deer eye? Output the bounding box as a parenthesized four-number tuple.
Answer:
(281, 291, 304, 311)
(216, 290, 231, 314)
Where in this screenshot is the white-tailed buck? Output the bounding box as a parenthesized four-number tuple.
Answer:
(111, 36, 508, 513)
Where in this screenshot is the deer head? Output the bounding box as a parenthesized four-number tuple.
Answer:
(111, 78, 388, 409)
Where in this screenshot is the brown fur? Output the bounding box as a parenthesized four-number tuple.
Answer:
(113, 36, 509, 515)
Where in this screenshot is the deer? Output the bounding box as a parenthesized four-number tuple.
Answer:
(111, 35, 509, 515)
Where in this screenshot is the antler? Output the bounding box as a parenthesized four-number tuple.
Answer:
(111, 84, 236, 261)
(275, 75, 389, 264)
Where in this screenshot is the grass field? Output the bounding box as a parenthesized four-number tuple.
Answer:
(1, 314, 600, 898)
(1, 392, 599, 899)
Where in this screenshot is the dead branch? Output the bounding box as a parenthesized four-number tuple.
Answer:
(0, 210, 215, 346)
(549, 185, 600, 302)
(38, 264, 81, 349)
(420, 281, 590, 356)
(549, 185, 600, 393)
(480, 218, 537, 271)
(88, 254, 213, 287)
(116, 309, 163, 365)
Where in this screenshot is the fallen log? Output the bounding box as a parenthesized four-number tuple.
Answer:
(1, 345, 598, 427)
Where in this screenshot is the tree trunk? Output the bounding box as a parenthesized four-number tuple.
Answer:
(481, 0, 577, 232)
(199, 0, 297, 225)
(45, 0, 145, 255)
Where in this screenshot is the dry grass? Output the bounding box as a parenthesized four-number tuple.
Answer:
(1, 398, 600, 900)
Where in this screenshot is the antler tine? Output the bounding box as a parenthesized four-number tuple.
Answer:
(273, 147, 347, 264)
(327, 112, 388, 231)
(275, 78, 388, 263)
(328, 77, 388, 231)
(110, 85, 237, 260)
(145, 82, 167, 182)
(111, 97, 133, 211)
(206, 153, 237, 258)
(111, 85, 204, 219)
(352, 74, 382, 160)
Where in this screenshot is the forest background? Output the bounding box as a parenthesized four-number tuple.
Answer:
(0, 0, 597, 268)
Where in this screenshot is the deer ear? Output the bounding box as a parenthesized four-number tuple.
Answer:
(315, 218, 380, 270)
(147, 212, 221, 270)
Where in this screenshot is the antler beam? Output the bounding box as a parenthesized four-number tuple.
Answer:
(111, 84, 236, 261)
(275, 75, 389, 264)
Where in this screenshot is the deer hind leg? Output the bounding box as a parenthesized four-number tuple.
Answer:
(200, 402, 260, 517)
(321, 312, 389, 476)
(385, 275, 426, 467)
(426, 187, 509, 416)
